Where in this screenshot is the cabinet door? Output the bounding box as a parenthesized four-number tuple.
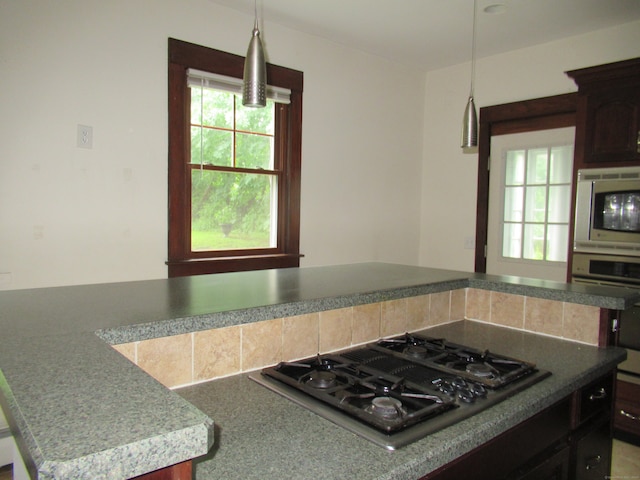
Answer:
(573, 418, 612, 480)
(614, 379, 640, 441)
(512, 446, 570, 480)
(583, 86, 640, 164)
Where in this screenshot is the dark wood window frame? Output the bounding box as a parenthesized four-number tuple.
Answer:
(167, 38, 303, 277)
(474, 93, 578, 276)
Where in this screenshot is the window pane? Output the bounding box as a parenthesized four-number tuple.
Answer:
(191, 88, 233, 129)
(236, 98, 275, 134)
(525, 186, 546, 222)
(523, 224, 545, 260)
(505, 151, 525, 185)
(236, 133, 273, 170)
(546, 224, 568, 262)
(549, 146, 572, 184)
(504, 186, 523, 222)
(502, 223, 522, 258)
(191, 170, 277, 251)
(547, 185, 571, 223)
(526, 148, 548, 184)
(190, 127, 232, 166)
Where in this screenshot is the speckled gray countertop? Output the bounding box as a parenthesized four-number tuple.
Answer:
(178, 320, 627, 480)
(0, 263, 636, 479)
(0, 263, 636, 344)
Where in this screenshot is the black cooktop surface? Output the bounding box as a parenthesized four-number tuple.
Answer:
(250, 332, 550, 450)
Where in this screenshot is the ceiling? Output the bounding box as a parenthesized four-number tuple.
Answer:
(209, 0, 640, 72)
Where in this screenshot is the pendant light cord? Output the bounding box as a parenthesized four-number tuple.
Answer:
(253, 0, 258, 30)
(469, 0, 477, 98)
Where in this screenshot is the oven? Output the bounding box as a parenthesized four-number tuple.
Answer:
(574, 166, 640, 256)
(249, 332, 550, 450)
(572, 252, 640, 384)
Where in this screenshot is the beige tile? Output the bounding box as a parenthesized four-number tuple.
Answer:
(525, 297, 563, 337)
(430, 291, 450, 325)
(466, 288, 490, 321)
(407, 295, 430, 331)
(563, 303, 600, 345)
(241, 318, 283, 371)
(137, 333, 192, 388)
(491, 292, 525, 329)
(283, 313, 319, 360)
(319, 308, 352, 352)
(450, 289, 466, 321)
(352, 303, 381, 344)
(380, 298, 408, 337)
(193, 325, 241, 382)
(111, 342, 136, 363)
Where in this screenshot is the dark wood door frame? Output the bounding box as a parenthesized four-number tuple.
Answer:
(474, 93, 578, 273)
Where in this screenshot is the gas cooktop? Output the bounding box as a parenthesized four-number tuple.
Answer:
(249, 332, 550, 450)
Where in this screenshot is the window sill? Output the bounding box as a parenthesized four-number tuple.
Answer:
(166, 253, 303, 277)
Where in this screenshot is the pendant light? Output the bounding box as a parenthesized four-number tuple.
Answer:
(461, 0, 478, 149)
(242, 0, 267, 108)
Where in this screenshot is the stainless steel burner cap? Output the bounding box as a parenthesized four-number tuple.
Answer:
(466, 363, 494, 377)
(306, 371, 337, 389)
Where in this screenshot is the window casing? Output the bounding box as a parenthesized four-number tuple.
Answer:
(167, 38, 303, 277)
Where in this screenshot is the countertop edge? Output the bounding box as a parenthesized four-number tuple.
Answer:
(97, 273, 637, 345)
(37, 421, 214, 480)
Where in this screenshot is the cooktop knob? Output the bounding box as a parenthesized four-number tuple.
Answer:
(457, 387, 476, 403)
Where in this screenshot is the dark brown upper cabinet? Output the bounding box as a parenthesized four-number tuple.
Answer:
(567, 58, 640, 168)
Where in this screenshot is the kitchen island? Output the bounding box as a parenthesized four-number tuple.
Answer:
(178, 320, 625, 480)
(0, 263, 636, 479)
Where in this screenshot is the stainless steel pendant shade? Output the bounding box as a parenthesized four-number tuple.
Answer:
(242, 17, 267, 108)
(461, 95, 478, 148)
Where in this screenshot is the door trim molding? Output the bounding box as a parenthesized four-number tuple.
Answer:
(475, 93, 578, 273)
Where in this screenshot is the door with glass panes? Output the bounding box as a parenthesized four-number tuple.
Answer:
(486, 127, 575, 282)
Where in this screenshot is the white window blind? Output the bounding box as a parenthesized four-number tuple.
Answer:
(187, 68, 291, 104)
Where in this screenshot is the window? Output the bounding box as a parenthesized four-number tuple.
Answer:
(501, 144, 573, 263)
(167, 39, 303, 277)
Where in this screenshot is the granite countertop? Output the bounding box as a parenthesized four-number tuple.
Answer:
(0, 263, 636, 479)
(178, 320, 627, 480)
(0, 263, 636, 344)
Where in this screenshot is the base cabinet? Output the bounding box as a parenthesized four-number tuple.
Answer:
(511, 446, 570, 480)
(131, 461, 192, 480)
(614, 379, 640, 443)
(571, 417, 612, 480)
(422, 372, 614, 480)
(420, 399, 571, 480)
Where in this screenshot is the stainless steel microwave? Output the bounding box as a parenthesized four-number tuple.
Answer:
(574, 166, 640, 256)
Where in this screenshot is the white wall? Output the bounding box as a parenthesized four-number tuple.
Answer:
(2, 2, 639, 290)
(419, 21, 640, 272)
(0, 0, 425, 290)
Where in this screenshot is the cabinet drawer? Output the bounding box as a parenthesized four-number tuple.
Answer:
(576, 374, 614, 426)
(614, 380, 640, 437)
(572, 417, 613, 480)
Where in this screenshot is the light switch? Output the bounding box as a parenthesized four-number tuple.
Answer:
(464, 236, 475, 249)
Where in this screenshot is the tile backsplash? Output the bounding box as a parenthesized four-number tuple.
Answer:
(112, 288, 601, 388)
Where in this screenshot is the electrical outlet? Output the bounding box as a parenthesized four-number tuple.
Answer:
(77, 124, 93, 149)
